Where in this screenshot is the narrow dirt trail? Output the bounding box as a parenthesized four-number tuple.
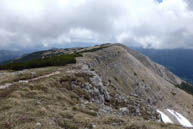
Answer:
(0, 71, 60, 89)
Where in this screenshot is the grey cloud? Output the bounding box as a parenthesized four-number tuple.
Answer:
(0, 0, 193, 50)
(184, 0, 193, 10)
(0, 0, 124, 50)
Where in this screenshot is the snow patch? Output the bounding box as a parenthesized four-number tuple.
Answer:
(156, 110, 173, 124)
(167, 109, 193, 128)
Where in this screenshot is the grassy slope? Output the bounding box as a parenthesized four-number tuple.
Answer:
(0, 66, 184, 129)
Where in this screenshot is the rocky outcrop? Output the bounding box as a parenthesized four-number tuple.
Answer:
(81, 64, 110, 104)
(79, 64, 159, 120)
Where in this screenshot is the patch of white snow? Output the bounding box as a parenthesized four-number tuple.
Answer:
(157, 109, 173, 124)
(167, 109, 193, 128)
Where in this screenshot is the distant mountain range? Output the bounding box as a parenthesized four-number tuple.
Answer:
(0, 50, 24, 64)
(134, 48, 193, 84)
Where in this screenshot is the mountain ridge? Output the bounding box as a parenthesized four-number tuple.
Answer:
(0, 43, 192, 129)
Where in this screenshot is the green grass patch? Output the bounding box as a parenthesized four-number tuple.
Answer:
(176, 82, 193, 96)
(0, 53, 82, 71)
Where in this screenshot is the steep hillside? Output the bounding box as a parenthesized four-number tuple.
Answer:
(0, 44, 192, 129)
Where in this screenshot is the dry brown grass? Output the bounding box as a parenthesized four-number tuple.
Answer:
(0, 66, 185, 129)
(0, 66, 61, 84)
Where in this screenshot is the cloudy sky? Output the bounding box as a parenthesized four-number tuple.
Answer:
(0, 0, 193, 50)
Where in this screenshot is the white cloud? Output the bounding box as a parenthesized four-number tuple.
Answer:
(0, 0, 193, 50)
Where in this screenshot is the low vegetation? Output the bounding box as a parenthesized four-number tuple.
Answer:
(0, 44, 111, 71)
(176, 82, 193, 96)
(0, 53, 81, 71)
